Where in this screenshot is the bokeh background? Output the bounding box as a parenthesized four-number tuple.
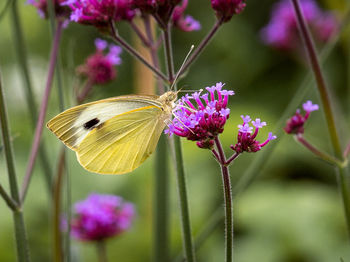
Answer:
(0, 0, 350, 261)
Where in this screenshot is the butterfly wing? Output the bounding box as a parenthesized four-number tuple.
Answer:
(76, 105, 167, 174)
(47, 95, 160, 150)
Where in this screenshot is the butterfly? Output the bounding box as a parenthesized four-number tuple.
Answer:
(47, 91, 177, 175)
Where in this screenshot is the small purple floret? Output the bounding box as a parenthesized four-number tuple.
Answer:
(232, 115, 276, 153)
(302, 100, 319, 112)
(284, 100, 319, 134)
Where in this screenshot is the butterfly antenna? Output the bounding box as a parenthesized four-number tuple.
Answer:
(170, 45, 195, 91)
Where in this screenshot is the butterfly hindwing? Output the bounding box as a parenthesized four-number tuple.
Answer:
(76, 105, 166, 174)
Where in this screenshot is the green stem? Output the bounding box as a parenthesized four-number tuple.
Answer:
(163, 26, 175, 82)
(178, 18, 223, 77)
(291, 0, 350, 240)
(53, 149, 65, 262)
(0, 71, 31, 262)
(162, 19, 195, 262)
(109, 21, 169, 84)
(214, 137, 233, 262)
(295, 134, 345, 167)
(337, 166, 350, 239)
(154, 135, 170, 262)
(173, 137, 196, 262)
(0, 184, 18, 211)
(96, 241, 108, 262)
(291, 0, 342, 157)
(10, 0, 52, 194)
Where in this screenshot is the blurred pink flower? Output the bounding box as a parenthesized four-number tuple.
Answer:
(77, 39, 122, 84)
(261, 0, 338, 50)
(71, 193, 135, 241)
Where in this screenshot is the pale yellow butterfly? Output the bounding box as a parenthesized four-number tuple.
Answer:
(46, 91, 177, 174)
(47, 45, 194, 175)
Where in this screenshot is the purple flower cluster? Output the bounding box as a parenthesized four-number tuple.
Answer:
(77, 39, 122, 84)
(261, 0, 338, 50)
(165, 82, 234, 149)
(231, 115, 276, 153)
(211, 0, 246, 22)
(27, 0, 70, 19)
(61, 0, 135, 26)
(71, 194, 135, 241)
(60, 0, 200, 31)
(284, 100, 319, 134)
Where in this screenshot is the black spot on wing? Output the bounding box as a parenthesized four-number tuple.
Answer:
(84, 118, 100, 130)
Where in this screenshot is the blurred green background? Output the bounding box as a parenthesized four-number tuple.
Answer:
(1, 0, 350, 261)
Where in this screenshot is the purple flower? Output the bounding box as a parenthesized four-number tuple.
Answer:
(211, 0, 246, 23)
(172, 0, 201, 32)
(62, 0, 135, 27)
(70, 194, 135, 241)
(165, 82, 234, 149)
(261, 0, 338, 50)
(27, 0, 70, 19)
(77, 39, 122, 84)
(231, 116, 276, 153)
(284, 100, 319, 134)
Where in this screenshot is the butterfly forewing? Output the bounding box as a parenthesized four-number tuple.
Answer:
(76, 105, 167, 174)
(47, 96, 163, 150)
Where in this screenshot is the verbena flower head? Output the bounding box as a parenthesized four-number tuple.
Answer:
(77, 38, 122, 84)
(231, 115, 276, 153)
(27, 0, 70, 19)
(284, 100, 319, 134)
(211, 0, 246, 23)
(71, 193, 135, 241)
(172, 0, 201, 32)
(61, 0, 135, 27)
(261, 0, 338, 50)
(165, 82, 234, 149)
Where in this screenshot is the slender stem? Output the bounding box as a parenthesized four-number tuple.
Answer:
(337, 166, 350, 239)
(0, 71, 31, 262)
(344, 141, 350, 159)
(142, 15, 170, 262)
(0, 0, 12, 20)
(178, 18, 223, 77)
(291, 0, 350, 241)
(291, 0, 342, 158)
(53, 148, 65, 262)
(211, 149, 221, 164)
(0, 184, 18, 211)
(225, 152, 240, 166)
(77, 80, 94, 104)
(163, 25, 175, 82)
(144, 15, 165, 94)
(214, 137, 233, 262)
(162, 18, 196, 262)
(295, 134, 345, 167)
(10, 0, 52, 193)
(20, 20, 64, 204)
(96, 241, 108, 262)
(109, 21, 169, 84)
(154, 135, 170, 262)
(130, 20, 151, 47)
(173, 137, 196, 262)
